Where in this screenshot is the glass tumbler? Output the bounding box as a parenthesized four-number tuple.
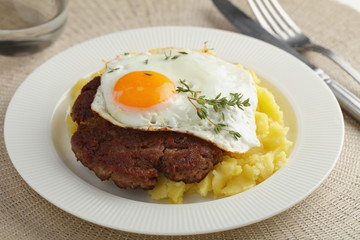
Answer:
(0, 0, 68, 56)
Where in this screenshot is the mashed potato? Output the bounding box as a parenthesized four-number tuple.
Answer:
(68, 54, 292, 204)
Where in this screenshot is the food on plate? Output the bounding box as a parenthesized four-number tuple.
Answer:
(150, 78, 292, 203)
(67, 47, 292, 203)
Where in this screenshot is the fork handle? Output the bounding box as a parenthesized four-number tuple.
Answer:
(328, 80, 360, 122)
(315, 68, 360, 122)
(298, 44, 360, 85)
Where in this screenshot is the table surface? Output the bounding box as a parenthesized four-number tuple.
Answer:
(0, 0, 359, 239)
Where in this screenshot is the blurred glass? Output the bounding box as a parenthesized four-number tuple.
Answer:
(0, 0, 68, 56)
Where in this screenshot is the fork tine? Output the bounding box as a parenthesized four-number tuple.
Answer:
(262, 0, 297, 38)
(247, 0, 276, 35)
(269, 0, 302, 34)
(248, 0, 288, 40)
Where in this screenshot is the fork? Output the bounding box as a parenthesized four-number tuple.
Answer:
(248, 0, 360, 85)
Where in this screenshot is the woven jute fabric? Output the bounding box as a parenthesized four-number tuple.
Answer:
(1, 0, 359, 239)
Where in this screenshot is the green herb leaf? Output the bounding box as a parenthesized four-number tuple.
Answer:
(197, 108, 208, 119)
(164, 50, 172, 60)
(108, 67, 120, 73)
(229, 131, 242, 140)
(176, 79, 250, 140)
(214, 126, 221, 134)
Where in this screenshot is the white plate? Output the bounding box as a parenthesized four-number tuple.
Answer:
(4, 26, 344, 235)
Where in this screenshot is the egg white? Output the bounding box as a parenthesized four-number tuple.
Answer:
(91, 49, 260, 153)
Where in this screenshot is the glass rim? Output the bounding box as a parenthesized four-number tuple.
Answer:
(0, 0, 69, 34)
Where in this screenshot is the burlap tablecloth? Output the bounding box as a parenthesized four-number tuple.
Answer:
(1, 0, 359, 239)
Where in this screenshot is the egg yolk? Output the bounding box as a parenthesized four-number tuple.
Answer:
(113, 71, 176, 108)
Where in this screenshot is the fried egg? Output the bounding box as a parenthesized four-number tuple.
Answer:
(91, 49, 260, 153)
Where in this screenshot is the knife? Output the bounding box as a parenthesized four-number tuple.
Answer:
(212, 0, 360, 122)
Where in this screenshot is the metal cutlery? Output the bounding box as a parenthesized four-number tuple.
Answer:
(212, 0, 360, 122)
(247, 0, 360, 85)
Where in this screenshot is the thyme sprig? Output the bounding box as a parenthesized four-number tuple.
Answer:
(176, 79, 250, 140)
(164, 50, 188, 60)
(164, 50, 172, 60)
(203, 41, 214, 53)
(107, 67, 120, 73)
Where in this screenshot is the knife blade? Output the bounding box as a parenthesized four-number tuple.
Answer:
(212, 0, 315, 65)
(212, 0, 360, 122)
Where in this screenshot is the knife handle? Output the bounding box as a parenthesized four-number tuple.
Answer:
(316, 68, 360, 122)
(327, 80, 360, 121)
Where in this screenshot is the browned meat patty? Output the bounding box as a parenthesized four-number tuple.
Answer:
(71, 77, 223, 190)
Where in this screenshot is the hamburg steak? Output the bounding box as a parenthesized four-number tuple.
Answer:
(71, 77, 223, 190)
